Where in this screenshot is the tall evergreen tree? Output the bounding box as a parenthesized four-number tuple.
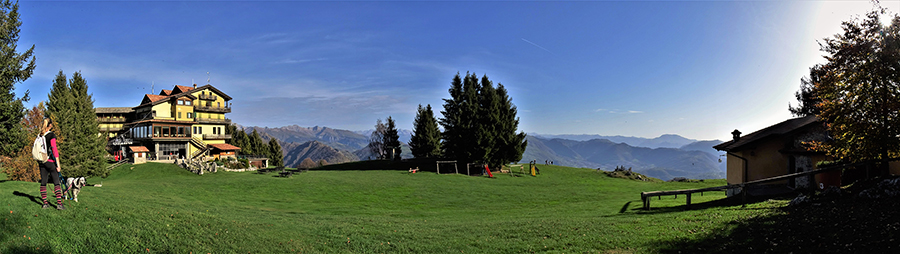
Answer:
(0, 0, 36, 157)
(410, 104, 441, 158)
(248, 129, 265, 156)
(46, 72, 108, 177)
(439, 73, 527, 168)
(476, 75, 500, 168)
(494, 83, 528, 165)
(439, 73, 464, 159)
(383, 116, 401, 160)
(268, 138, 284, 167)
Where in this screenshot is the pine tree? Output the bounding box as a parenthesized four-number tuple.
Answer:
(268, 138, 284, 167)
(410, 104, 441, 158)
(439, 73, 527, 167)
(439, 74, 463, 159)
(46, 72, 108, 178)
(70, 72, 108, 177)
(0, 0, 36, 157)
(476, 75, 500, 168)
(383, 116, 401, 160)
(495, 83, 527, 165)
(248, 129, 265, 156)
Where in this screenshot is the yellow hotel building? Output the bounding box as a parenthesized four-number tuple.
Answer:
(96, 84, 240, 160)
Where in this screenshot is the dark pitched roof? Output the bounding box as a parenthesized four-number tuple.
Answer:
(714, 115, 821, 152)
(94, 107, 134, 114)
(159, 89, 173, 96)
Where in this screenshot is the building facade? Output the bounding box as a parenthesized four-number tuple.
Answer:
(96, 84, 239, 160)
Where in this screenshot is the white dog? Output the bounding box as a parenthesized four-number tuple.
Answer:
(64, 177, 86, 202)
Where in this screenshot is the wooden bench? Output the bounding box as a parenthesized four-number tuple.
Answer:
(640, 185, 732, 210)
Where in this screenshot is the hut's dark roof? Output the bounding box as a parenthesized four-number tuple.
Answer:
(714, 115, 820, 152)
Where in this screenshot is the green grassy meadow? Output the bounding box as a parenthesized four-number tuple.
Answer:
(1, 163, 787, 253)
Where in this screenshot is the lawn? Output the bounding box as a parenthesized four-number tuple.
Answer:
(1, 162, 784, 253)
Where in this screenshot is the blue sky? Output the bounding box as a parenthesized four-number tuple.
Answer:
(13, 0, 899, 141)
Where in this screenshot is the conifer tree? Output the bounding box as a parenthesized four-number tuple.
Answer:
(248, 129, 266, 156)
(383, 116, 401, 160)
(268, 138, 284, 167)
(494, 83, 528, 165)
(410, 104, 441, 158)
(439, 74, 463, 159)
(476, 75, 500, 168)
(439, 72, 526, 167)
(46, 72, 108, 177)
(0, 0, 36, 157)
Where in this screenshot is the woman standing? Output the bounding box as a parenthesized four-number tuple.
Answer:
(38, 118, 65, 210)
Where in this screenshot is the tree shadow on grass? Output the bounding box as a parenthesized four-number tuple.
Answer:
(13, 191, 43, 205)
(651, 196, 900, 253)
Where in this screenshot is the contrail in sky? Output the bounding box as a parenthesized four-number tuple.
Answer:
(521, 38, 555, 55)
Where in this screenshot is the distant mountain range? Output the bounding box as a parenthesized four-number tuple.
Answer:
(245, 125, 369, 151)
(521, 135, 726, 180)
(531, 133, 701, 149)
(245, 125, 726, 180)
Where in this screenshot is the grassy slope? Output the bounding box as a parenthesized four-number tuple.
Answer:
(2, 163, 778, 253)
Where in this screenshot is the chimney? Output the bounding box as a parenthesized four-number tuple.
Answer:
(731, 129, 742, 142)
(193, 84, 197, 89)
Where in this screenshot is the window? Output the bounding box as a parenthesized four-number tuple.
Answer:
(213, 127, 217, 135)
(219, 127, 223, 135)
(154, 126, 161, 137)
(178, 112, 182, 118)
(199, 126, 203, 134)
(217, 102, 221, 108)
(187, 112, 193, 118)
(193, 126, 197, 134)
(177, 100, 184, 105)
(186, 100, 192, 106)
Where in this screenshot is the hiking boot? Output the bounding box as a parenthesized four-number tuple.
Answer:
(56, 204, 66, 210)
(41, 203, 50, 209)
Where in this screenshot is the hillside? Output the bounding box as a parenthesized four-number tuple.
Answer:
(282, 140, 359, 167)
(532, 133, 699, 148)
(246, 125, 369, 151)
(521, 136, 725, 180)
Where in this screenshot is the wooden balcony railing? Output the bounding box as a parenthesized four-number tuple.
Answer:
(199, 94, 218, 101)
(196, 118, 231, 124)
(98, 118, 127, 123)
(193, 105, 231, 113)
(203, 134, 232, 140)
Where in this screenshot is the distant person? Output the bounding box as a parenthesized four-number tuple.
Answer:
(37, 118, 65, 210)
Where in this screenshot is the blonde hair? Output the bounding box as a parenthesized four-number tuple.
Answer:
(42, 118, 51, 131)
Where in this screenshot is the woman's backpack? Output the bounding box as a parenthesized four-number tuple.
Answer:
(32, 135, 48, 163)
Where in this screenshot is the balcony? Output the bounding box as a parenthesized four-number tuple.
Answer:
(199, 94, 218, 101)
(196, 118, 231, 124)
(99, 126, 124, 132)
(98, 118, 127, 123)
(203, 134, 232, 140)
(193, 105, 231, 113)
